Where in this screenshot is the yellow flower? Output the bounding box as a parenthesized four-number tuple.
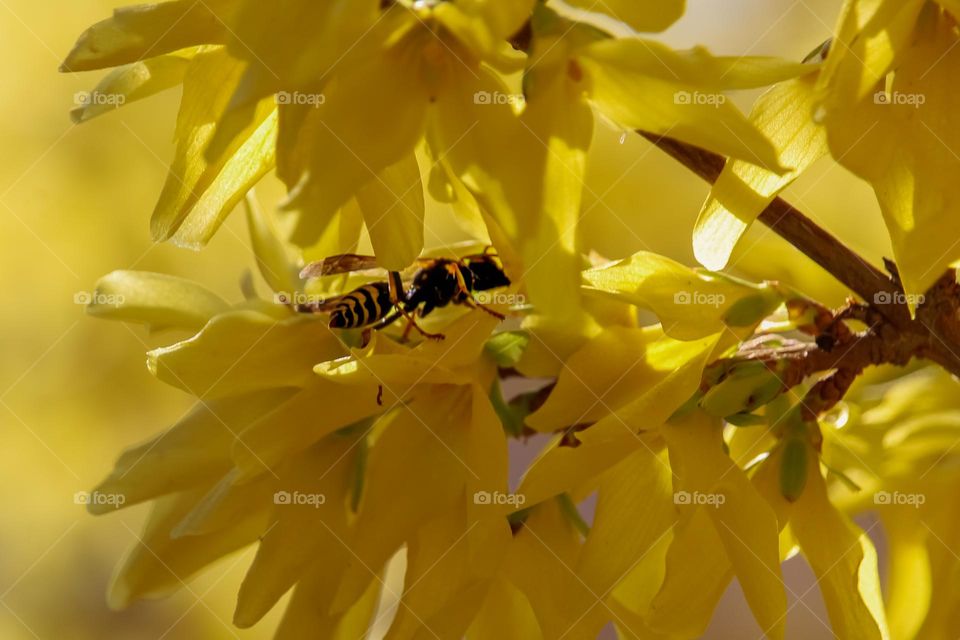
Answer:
(67, 3, 941, 638)
(85, 198, 514, 633)
(63, 0, 808, 330)
(696, 1, 960, 308)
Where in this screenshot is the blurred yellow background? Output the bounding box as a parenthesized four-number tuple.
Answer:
(0, 0, 885, 638)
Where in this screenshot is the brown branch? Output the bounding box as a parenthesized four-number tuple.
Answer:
(638, 133, 909, 325)
(639, 132, 960, 379)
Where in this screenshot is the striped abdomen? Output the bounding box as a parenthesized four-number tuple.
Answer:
(328, 282, 394, 329)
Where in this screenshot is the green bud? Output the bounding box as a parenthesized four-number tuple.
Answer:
(485, 331, 530, 368)
(723, 293, 778, 327)
(725, 412, 767, 427)
(700, 362, 782, 418)
(779, 438, 809, 502)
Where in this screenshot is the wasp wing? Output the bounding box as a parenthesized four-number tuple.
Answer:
(300, 254, 381, 278)
(300, 254, 434, 279)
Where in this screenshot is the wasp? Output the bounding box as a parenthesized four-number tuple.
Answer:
(296, 247, 512, 341)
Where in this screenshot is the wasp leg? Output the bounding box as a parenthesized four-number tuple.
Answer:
(400, 315, 419, 342)
(387, 271, 445, 341)
(461, 296, 506, 320)
(452, 265, 506, 320)
(376, 385, 384, 406)
(360, 327, 373, 348)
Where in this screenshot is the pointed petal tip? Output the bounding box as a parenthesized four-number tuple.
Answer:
(692, 241, 730, 272)
(106, 580, 132, 611)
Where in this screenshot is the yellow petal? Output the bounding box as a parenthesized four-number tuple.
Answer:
(434, 2, 532, 71)
(647, 507, 732, 637)
(821, 9, 960, 303)
(61, 1, 231, 72)
(287, 30, 429, 228)
(331, 390, 477, 612)
(520, 332, 718, 504)
(276, 568, 381, 640)
(817, 0, 926, 106)
(387, 508, 511, 640)
(226, 0, 379, 88)
(244, 192, 300, 296)
(151, 48, 277, 247)
(565, 0, 684, 32)
(582, 252, 781, 340)
(431, 64, 524, 243)
(147, 311, 345, 398)
(662, 412, 786, 639)
(504, 500, 593, 640)
(581, 39, 813, 89)
(881, 507, 931, 640)
(447, 0, 535, 41)
(354, 154, 425, 271)
(790, 447, 890, 639)
(527, 326, 680, 430)
(300, 198, 365, 263)
(465, 388, 511, 518)
(89, 388, 293, 514)
(578, 39, 787, 171)
(86, 270, 229, 332)
(231, 378, 383, 481)
(467, 577, 542, 640)
(566, 446, 675, 638)
(235, 436, 356, 627)
(695, 74, 827, 271)
(170, 468, 277, 537)
(109, 487, 268, 608)
(71, 50, 196, 123)
(518, 43, 594, 325)
(435, 61, 592, 324)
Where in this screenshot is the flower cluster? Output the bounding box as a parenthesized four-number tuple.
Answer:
(64, 0, 960, 638)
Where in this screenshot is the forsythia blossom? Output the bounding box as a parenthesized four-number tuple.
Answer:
(64, 0, 960, 638)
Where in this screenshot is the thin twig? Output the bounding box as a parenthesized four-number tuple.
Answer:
(638, 132, 908, 325)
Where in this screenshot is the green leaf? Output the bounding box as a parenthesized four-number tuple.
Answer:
(484, 331, 531, 368)
(779, 438, 809, 502)
(489, 380, 526, 438)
